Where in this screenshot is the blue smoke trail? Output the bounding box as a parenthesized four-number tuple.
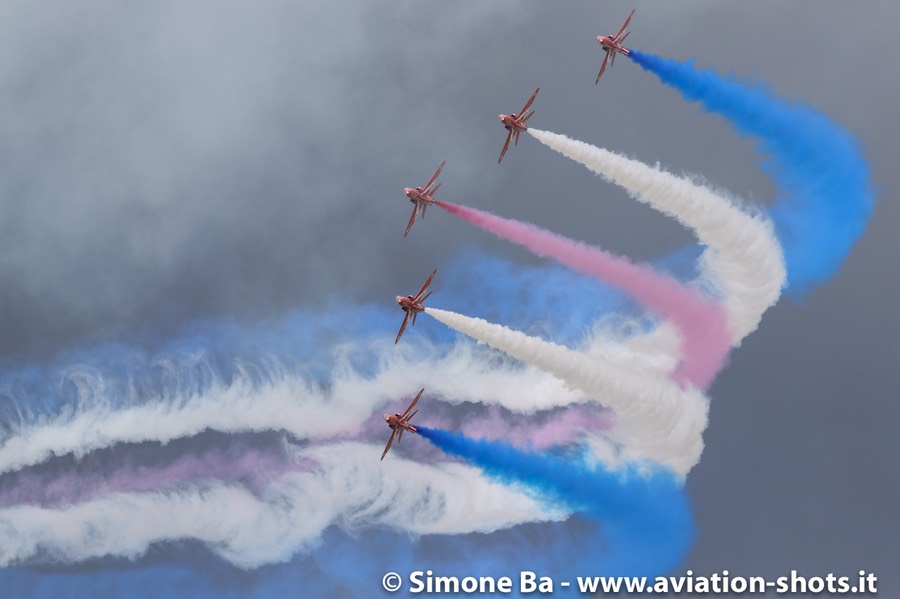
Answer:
(628, 50, 873, 298)
(0, 519, 609, 599)
(0, 249, 627, 430)
(0, 428, 695, 597)
(0, 242, 689, 433)
(417, 426, 695, 577)
(0, 250, 695, 595)
(0, 250, 651, 597)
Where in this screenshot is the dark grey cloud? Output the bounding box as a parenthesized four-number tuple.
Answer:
(0, 0, 530, 355)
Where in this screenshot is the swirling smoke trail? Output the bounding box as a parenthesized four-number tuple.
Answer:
(525, 128, 786, 346)
(627, 50, 873, 297)
(417, 426, 695, 577)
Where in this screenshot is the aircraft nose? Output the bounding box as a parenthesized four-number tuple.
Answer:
(396, 296, 404, 304)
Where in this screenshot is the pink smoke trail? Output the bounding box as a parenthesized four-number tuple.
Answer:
(357, 403, 610, 455)
(0, 404, 609, 509)
(460, 405, 611, 450)
(0, 445, 315, 508)
(435, 200, 730, 389)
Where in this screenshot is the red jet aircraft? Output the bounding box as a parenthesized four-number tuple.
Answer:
(395, 269, 436, 344)
(497, 87, 539, 163)
(595, 8, 635, 84)
(381, 387, 424, 460)
(403, 161, 445, 237)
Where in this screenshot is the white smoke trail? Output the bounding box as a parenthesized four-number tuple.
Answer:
(426, 307, 707, 474)
(0, 340, 588, 475)
(529, 128, 786, 344)
(0, 442, 561, 568)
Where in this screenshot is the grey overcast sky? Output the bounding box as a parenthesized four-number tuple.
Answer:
(0, 1, 897, 596)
